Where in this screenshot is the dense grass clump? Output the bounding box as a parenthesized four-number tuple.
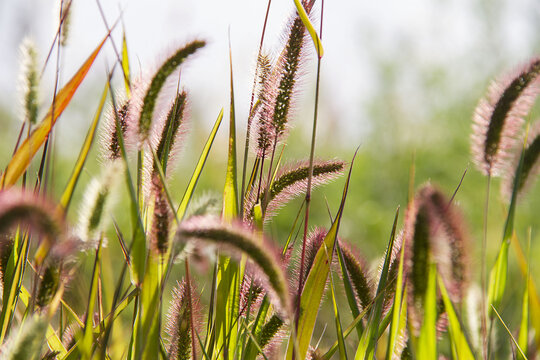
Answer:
(1, 1, 540, 359)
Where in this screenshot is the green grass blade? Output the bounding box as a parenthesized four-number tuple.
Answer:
(416, 264, 437, 360)
(487, 240, 509, 317)
(518, 235, 531, 360)
(223, 41, 238, 220)
(292, 0, 324, 58)
(286, 153, 355, 360)
(386, 239, 406, 359)
(355, 207, 399, 360)
(512, 234, 540, 349)
(328, 261, 348, 360)
(0, 233, 28, 343)
(59, 82, 108, 211)
(438, 275, 475, 360)
(176, 109, 224, 219)
(121, 30, 131, 97)
(491, 305, 528, 359)
(80, 238, 104, 359)
(215, 51, 242, 358)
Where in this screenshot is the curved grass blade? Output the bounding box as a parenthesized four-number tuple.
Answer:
(59, 82, 108, 211)
(286, 153, 356, 360)
(1, 35, 108, 188)
(386, 240, 407, 359)
(121, 30, 131, 97)
(292, 0, 324, 58)
(176, 109, 224, 220)
(438, 275, 475, 360)
(355, 207, 399, 360)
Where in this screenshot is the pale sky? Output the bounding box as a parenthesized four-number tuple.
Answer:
(1, 0, 539, 148)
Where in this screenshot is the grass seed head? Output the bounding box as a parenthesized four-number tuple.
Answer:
(36, 265, 60, 310)
(18, 37, 40, 126)
(0, 190, 64, 243)
(149, 176, 172, 256)
(129, 40, 205, 145)
(502, 122, 540, 200)
(176, 216, 291, 317)
(258, 314, 286, 357)
(262, 0, 315, 144)
(472, 58, 540, 176)
(339, 240, 374, 311)
(78, 160, 124, 246)
(404, 184, 470, 333)
(101, 97, 130, 162)
(244, 159, 345, 222)
(165, 279, 201, 360)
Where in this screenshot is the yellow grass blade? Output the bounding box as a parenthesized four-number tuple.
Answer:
(292, 0, 324, 57)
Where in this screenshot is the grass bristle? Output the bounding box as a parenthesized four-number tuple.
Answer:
(258, 314, 286, 357)
(339, 240, 374, 311)
(143, 90, 189, 198)
(56, 0, 72, 47)
(165, 279, 201, 360)
(261, 0, 315, 145)
(101, 98, 129, 162)
(18, 37, 39, 126)
(78, 160, 123, 245)
(0, 189, 64, 242)
(472, 58, 540, 176)
(129, 40, 205, 144)
(404, 184, 470, 333)
(244, 159, 345, 222)
(503, 122, 540, 200)
(149, 175, 171, 255)
(176, 216, 291, 316)
(35, 265, 60, 309)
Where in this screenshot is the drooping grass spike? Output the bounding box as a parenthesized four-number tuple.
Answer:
(472, 57, 540, 176)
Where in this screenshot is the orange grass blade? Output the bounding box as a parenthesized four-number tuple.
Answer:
(1, 35, 107, 188)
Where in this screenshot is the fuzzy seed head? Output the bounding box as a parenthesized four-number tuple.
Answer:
(165, 279, 201, 360)
(36, 265, 60, 309)
(101, 98, 129, 162)
(404, 184, 470, 333)
(502, 122, 540, 200)
(142, 91, 189, 199)
(176, 216, 291, 317)
(339, 241, 374, 311)
(0, 190, 64, 243)
(78, 160, 124, 245)
(244, 159, 345, 222)
(18, 37, 40, 126)
(149, 176, 172, 255)
(472, 58, 540, 176)
(130, 40, 204, 145)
